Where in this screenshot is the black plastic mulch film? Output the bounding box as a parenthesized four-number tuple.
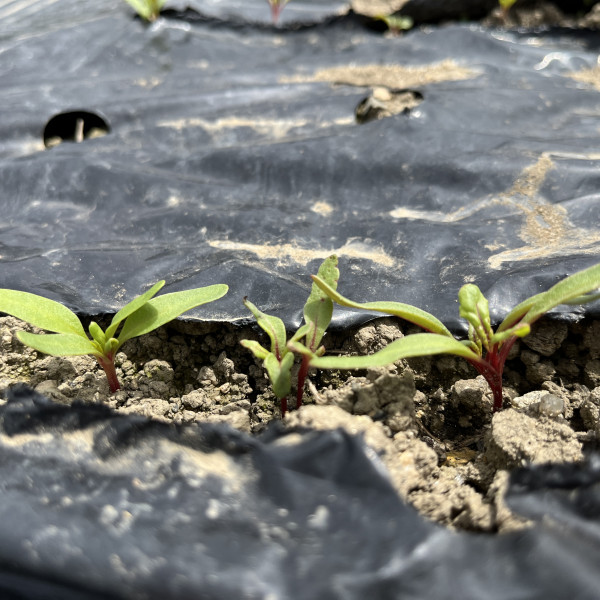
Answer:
(0, 385, 599, 600)
(2, 1, 600, 599)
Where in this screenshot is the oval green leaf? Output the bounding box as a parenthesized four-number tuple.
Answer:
(525, 262, 600, 323)
(88, 321, 107, 346)
(240, 339, 270, 361)
(243, 298, 288, 360)
(491, 322, 531, 345)
(497, 292, 545, 333)
(311, 275, 453, 337)
(17, 331, 97, 357)
(265, 352, 294, 399)
(117, 284, 228, 345)
(0, 289, 86, 336)
(105, 280, 165, 339)
(302, 255, 338, 351)
(309, 333, 479, 370)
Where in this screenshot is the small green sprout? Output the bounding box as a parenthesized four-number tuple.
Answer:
(241, 255, 338, 416)
(300, 261, 600, 413)
(0, 281, 228, 393)
(268, 0, 291, 23)
(375, 14, 414, 34)
(123, 0, 166, 22)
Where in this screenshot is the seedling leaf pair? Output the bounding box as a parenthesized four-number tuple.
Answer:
(291, 253, 339, 353)
(241, 300, 294, 400)
(241, 255, 339, 415)
(0, 289, 86, 337)
(310, 261, 600, 412)
(309, 280, 452, 337)
(374, 14, 414, 34)
(0, 282, 228, 392)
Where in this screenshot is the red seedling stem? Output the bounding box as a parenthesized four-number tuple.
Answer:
(296, 354, 310, 411)
(271, 4, 281, 22)
(96, 355, 121, 393)
(469, 359, 503, 412)
(467, 335, 519, 412)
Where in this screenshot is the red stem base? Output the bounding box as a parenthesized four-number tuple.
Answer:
(96, 356, 121, 393)
(296, 355, 310, 412)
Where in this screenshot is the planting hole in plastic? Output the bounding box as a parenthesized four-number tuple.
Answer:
(43, 110, 110, 148)
(355, 89, 423, 124)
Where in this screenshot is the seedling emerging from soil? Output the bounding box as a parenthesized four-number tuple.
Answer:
(241, 255, 338, 416)
(268, 0, 290, 23)
(123, 0, 166, 22)
(375, 14, 414, 34)
(0, 281, 228, 393)
(303, 262, 600, 412)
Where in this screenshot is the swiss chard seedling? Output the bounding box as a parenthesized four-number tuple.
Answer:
(375, 14, 414, 34)
(0, 281, 228, 393)
(123, 0, 166, 22)
(241, 255, 338, 416)
(300, 261, 600, 412)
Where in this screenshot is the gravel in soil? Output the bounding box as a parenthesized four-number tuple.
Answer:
(1, 314, 599, 533)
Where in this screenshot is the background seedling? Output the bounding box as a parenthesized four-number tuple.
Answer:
(0, 281, 228, 393)
(123, 0, 166, 22)
(375, 14, 414, 35)
(241, 255, 338, 416)
(302, 261, 600, 412)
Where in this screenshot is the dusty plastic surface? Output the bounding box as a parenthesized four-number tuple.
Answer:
(506, 454, 600, 538)
(1, 1, 599, 333)
(0, 385, 598, 600)
(171, 0, 350, 26)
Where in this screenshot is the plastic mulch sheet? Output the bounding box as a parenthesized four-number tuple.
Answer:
(2, 4, 600, 597)
(0, 385, 599, 600)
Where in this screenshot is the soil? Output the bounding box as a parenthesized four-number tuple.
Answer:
(354, 0, 600, 29)
(1, 312, 599, 533)
(482, 2, 600, 29)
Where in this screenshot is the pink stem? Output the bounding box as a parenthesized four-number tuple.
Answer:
(484, 368, 504, 413)
(270, 3, 282, 22)
(498, 336, 518, 366)
(96, 355, 121, 393)
(296, 354, 310, 411)
(468, 357, 504, 412)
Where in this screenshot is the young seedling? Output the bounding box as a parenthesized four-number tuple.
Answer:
(375, 14, 414, 35)
(241, 255, 338, 416)
(0, 281, 228, 393)
(300, 261, 600, 412)
(498, 0, 518, 12)
(267, 0, 291, 23)
(123, 0, 166, 22)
